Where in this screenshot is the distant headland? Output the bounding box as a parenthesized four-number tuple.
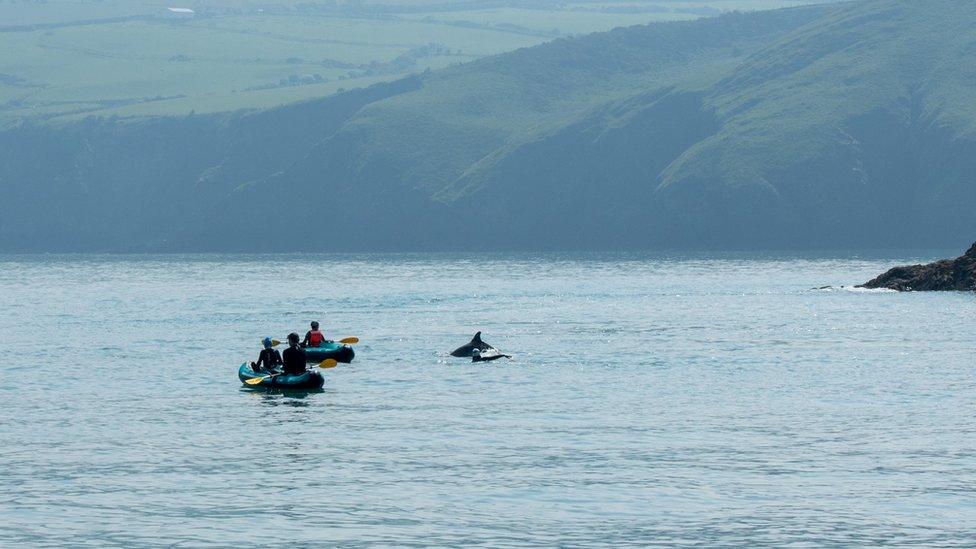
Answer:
(860, 242, 976, 292)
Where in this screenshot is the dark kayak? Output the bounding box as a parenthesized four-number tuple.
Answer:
(238, 363, 324, 390)
(304, 341, 355, 364)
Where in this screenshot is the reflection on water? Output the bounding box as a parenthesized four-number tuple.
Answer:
(245, 389, 324, 405)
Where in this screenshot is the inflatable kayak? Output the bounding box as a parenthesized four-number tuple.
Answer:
(238, 363, 324, 390)
(304, 341, 355, 364)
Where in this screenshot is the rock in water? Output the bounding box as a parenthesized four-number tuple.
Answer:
(860, 242, 976, 291)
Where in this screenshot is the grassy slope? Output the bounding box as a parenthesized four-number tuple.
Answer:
(652, 0, 976, 246)
(403, 23, 794, 199)
(0, 0, 834, 123)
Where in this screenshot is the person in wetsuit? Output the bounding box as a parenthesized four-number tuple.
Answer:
(281, 332, 308, 375)
(301, 321, 327, 348)
(251, 337, 282, 373)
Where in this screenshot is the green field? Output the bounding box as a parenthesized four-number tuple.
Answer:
(0, 0, 837, 122)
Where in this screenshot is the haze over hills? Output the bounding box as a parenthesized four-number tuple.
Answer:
(3, 0, 975, 252)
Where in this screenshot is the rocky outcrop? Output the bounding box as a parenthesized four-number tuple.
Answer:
(860, 242, 976, 291)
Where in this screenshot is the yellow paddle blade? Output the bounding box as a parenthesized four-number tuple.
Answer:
(271, 339, 283, 347)
(339, 337, 359, 345)
(318, 359, 338, 369)
(244, 376, 269, 385)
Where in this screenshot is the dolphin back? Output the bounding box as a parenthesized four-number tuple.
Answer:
(450, 331, 490, 357)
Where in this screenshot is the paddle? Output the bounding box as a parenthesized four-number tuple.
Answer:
(244, 359, 338, 385)
(271, 337, 359, 346)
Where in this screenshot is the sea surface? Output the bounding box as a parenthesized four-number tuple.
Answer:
(2, 252, 976, 547)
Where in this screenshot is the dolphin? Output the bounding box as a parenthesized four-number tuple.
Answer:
(450, 331, 493, 357)
(451, 332, 512, 362)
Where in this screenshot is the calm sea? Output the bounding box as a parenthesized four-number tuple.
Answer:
(2, 252, 975, 546)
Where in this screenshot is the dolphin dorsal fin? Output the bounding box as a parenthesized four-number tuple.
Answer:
(472, 331, 482, 344)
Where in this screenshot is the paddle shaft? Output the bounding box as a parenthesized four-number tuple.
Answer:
(272, 337, 358, 347)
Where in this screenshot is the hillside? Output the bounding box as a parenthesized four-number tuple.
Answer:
(0, 0, 824, 124)
(3, 0, 976, 252)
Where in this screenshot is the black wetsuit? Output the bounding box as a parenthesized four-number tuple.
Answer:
(282, 345, 307, 375)
(254, 348, 282, 372)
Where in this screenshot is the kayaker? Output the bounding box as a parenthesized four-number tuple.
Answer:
(251, 337, 282, 373)
(301, 321, 327, 348)
(282, 332, 308, 375)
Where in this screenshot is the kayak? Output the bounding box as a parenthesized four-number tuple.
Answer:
(238, 363, 324, 390)
(304, 341, 355, 364)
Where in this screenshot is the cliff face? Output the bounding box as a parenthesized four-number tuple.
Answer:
(860, 243, 976, 291)
(0, 77, 422, 252)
